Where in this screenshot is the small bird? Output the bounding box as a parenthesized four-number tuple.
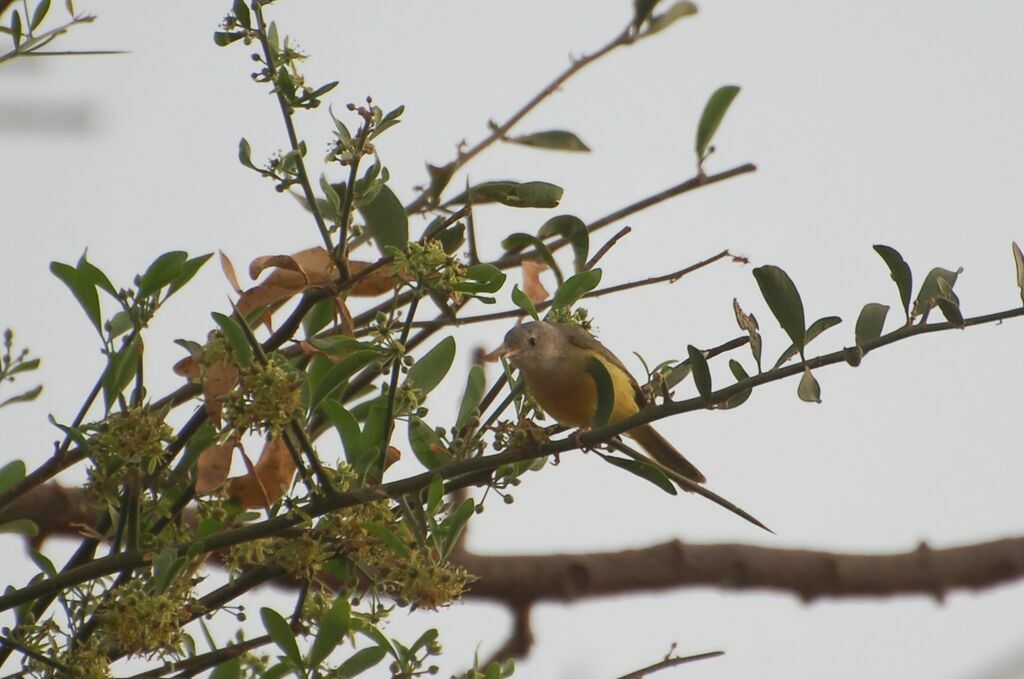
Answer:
(499, 320, 706, 486)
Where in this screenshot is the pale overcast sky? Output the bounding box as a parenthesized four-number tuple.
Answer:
(3, 1, 1024, 677)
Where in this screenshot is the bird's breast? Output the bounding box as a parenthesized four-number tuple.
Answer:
(519, 354, 639, 429)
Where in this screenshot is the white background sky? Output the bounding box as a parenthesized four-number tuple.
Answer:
(3, 1, 1024, 677)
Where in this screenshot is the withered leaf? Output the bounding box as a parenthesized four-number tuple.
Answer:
(226, 435, 297, 509)
(522, 259, 550, 305)
(195, 438, 238, 495)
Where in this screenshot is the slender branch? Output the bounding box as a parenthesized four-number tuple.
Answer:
(251, 2, 334, 258)
(480, 603, 534, 667)
(0, 635, 69, 673)
(118, 635, 272, 679)
(585, 226, 632, 270)
(380, 294, 421, 468)
(615, 651, 724, 679)
(405, 249, 734, 331)
(405, 24, 635, 212)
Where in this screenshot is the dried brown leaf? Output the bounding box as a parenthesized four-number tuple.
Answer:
(226, 435, 297, 509)
(195, 438, 238, 496)
(522, 259, 550, 304)
(203, 360, 239, 427)
(173, 355, 200, 380)
(348, 259, 398, 297)
(219, 250, 243, 295)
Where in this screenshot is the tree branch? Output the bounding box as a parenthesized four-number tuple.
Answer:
(6, 485, 1024, 606)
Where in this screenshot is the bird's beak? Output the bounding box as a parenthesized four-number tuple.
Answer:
(482, 343, 513, 363)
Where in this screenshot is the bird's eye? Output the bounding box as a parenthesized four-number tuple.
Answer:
(528, 336, 538, 347)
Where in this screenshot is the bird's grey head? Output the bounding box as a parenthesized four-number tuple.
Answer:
(501, 321, 564, 372)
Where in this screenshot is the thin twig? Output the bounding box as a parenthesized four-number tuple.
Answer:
(0, 634, 70, 673)
(585, 226, 632, 270)
(615, 651, 724, 679)
(405, 24, 635, 212)
(251, 2, 335, 260)
(379, 294, 421, 469)
(402, 249, 733, 331)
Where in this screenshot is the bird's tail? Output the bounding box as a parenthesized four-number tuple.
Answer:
(628, 424, 707, 487)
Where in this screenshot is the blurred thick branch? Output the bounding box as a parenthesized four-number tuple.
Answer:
(5, 483, 1024, 604)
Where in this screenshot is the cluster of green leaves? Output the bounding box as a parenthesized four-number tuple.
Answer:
(50, 250, 212, 413)
(0, 0, 99, 65)
(0, 328, 41, 410)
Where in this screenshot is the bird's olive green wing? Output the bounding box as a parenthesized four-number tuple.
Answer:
(561, 324, 647, 408)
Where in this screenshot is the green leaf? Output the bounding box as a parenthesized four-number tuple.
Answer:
(214, 30, 244, 46)
(773, 316, 841, 369)
(453, 264, 507, 295)
(102, 336, 142, 411)
(260, 608, 303, 670)
(408, 418, 450, 469)
(409, 628, 439, 656)
(426, 162, 456, 205)
(511, 285, 539, 321)
(720, 359, 751, 409)
(359, 403, 389, 458)
(0, 519, 37, 536)
(695, 85, 741, 162)
(0, 460, 26, 495)
(1013, 242, 1024, 306)
(0, 385, 43, 409)
(537, 214, 589, 273)
(500, 232, 563, 285)
(364, 523, 411, 558)
(231, 0, 250, 29)
(238, 137, 257, 169)
(687, 345, 712, 403)
(209, 658, 242, 679)
(309, 596, 351, 667)
(406, 336, 456, 397)
(30, 0, 51, 30)
(646, 1, 698, 34)
(935, 291, 964, 328)
(507, 130, 590, 152)
(733, 299, 762, 372)
(337, 645, 388, 678)
(873, 245, 913, 321)
(321, 400, 362, 464)
(308, 350, 379, 415)
(798, 366, 821, 403)
(75, 256, 116, 300)
(855, 303, 889, 347)
(151, 547, 183, 595)
(551, 268, 602, 310)
(598, 454, 677, 495)
(632, 0, 661, 29)
(168, 253, 213, 296)
(437, 497, 475, 556)
(211, 312, 253, 368)
(437, 222, 466, 254)
(449, 181, 563, 208)
(10, 10, 22, 47)
(138, 251, 188, 299)
(50, 261, 102, 334)
(357, 184, 409, 256)
(913, 267, 961, 319)
(752, 265, 806, 354)
(585, 357, 615, 428)
(28, 549, 56, 577)
(456, 365, 486, 430)
(427, 476, 444, 515)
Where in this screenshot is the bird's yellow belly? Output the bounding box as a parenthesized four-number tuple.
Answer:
(522, 355, 639, 429)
